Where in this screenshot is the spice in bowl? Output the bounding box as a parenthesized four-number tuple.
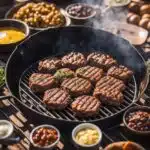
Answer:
(30, 125, 60, 149)
(126, 110, 150, 132)
(67, 3, 96, 19)
(75, 128, 99, 145)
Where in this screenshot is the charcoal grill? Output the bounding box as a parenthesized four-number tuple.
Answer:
(19, 55, 137, 123)
(4, 26, 149, 128)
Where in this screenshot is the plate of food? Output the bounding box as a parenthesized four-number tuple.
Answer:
(5, 2, 71, 32)
(104, 141, 145, 150)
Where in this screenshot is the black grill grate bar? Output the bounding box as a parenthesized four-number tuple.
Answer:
(102, 107, 113, 115)
(20, 87, 55, 117)
(124, 90, 135, 98)
(61, 110, 80, 121)
(19, 63, 137, 122)
(21, 81, 82, 120)
(124, 95, 134, 103)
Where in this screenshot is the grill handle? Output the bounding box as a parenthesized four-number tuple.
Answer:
(0, 136, 21, 145)
(0, 95, 14, 101)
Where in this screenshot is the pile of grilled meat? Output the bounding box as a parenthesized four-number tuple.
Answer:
(29, 52, 133, 117)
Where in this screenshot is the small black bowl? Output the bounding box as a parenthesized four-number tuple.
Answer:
(123, 106, 150, 136)
(65, 3, 96, 25)
(0, 19, 30, 53)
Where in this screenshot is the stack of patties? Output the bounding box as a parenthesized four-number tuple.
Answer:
(93, 76, 126, 106)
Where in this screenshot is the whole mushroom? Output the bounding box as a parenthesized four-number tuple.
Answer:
(128, 14, 140, 25)
(139, 18, 150, 29)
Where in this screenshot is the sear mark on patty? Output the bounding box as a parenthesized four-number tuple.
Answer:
(38, 57, 62, 73)
(29, 73, 56, 93)
(43, 88, 70, 110)
(87, 52, 117, 70)
(76, 65, 104, 83)
(107, 65, 133, 81)
(71, 95, 101, 117)
(61, 52, 86, 69)
(61, 77, 92, 96)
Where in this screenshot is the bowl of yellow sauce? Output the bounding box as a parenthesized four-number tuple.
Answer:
(0, 19, 29, 53)
(72, 123, 102, 150)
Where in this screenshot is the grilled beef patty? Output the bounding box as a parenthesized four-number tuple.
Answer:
(93, 76, 125, 106)
(29, 73, 56, 93)
(43, 88, 70, 110)
(54, 68, 74, 81)
(87, 52, 117, 70)
(38, 57, 61, 73)
(76, 66, 104, 83)
(71, 95, 101, 117)
(61, 52, 86, 69)
(107, 65, 133, 81)
(61, 77, 92, 96)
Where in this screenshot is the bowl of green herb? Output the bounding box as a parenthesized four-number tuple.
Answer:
(0, 67, 5, 88)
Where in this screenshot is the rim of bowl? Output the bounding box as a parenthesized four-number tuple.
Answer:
(65, 3, 97, 20)
(72, 123, 102, 147)
(30, 124, 60, 149)
(123, 106, 150, 135)
(0, 120, 14, 140)
(0, 19, 30, 45)
(108, 0, 131, 7)
(104, 141, 145, 150)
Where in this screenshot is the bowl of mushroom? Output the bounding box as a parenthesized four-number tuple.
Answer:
(5, 2, 71, 32)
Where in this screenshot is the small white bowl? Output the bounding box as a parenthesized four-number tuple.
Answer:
(72, 123, 102, 150)
(30, 124, 60, 150)
(0, 120, 14, 140)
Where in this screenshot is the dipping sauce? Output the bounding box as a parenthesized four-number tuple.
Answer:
(75, 128, 99, 145)
(0, 122, 10, 137)
(32, 127, 58, 147)
(126, 110, 150, 132)
(0, 28, 25, 44)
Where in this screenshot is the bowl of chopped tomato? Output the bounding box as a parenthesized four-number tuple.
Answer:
(30, 124, 60, 150)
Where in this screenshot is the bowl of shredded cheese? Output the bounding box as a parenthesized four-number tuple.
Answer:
(72, 123, 102, 150)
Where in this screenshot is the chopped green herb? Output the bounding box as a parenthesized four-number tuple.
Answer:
(54, 68, 74, 80)
(0, 67, 5, 86)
